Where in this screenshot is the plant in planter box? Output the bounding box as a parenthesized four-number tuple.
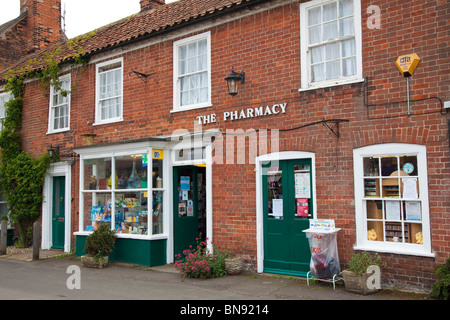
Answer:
(429, 257, 450, 300)
(342, 252, 385, 295)
(81, 224, 116, 268)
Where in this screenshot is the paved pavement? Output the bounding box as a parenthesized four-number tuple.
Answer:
(0, 249, 430, 304)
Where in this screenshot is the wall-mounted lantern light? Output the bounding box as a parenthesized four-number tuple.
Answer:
(47, 144, 59, 161)
(225, 67, 245, 96)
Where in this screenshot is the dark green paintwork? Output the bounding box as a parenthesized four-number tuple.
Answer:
(52, 176, 65, 249)
(76, 236, 167, 267)
(263, 159, 312, 276)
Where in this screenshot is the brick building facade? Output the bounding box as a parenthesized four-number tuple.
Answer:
(0, 0, 449, 292)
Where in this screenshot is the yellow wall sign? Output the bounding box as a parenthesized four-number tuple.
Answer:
(153, 149, 163, 159)
(395, 53, 420, 77)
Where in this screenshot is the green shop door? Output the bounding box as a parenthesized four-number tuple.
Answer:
(52, 176, 65, 249)
(263, 159, 313, 276)
(173, 166, 206, 258)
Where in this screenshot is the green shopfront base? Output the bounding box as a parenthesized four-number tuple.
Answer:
(76, 236, 166, 267)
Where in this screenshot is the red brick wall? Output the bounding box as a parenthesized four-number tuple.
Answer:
(17, 0, 449, 292)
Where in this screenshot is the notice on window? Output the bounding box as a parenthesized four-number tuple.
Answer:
(180, 176, 190, 191)
(405, 201, 421, 221)
(385, 201, 400, 220)
(402, 178, 418, 199)
(187, 200, 194, 217)
(272, 199, 283, 217)
(295, 173, 310, 199)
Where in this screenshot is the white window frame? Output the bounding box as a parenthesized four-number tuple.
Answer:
(48, 74, 71, 134)
(95, 57, 124, 125)
(353, 143, 434, 257)
(74, 143, 169, 241)
(0, 91, 12, 131)
(299, 0, 363, 91)
(172, 32, 212, 112)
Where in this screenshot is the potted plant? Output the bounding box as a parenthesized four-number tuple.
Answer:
(342, 252, 385, 295)
(81, 224, 116, 269)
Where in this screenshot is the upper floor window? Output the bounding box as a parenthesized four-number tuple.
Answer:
(0, 92, 11, 131)
(48, 74, 71, 133)
(300, 0, 363, 90)
(173, 32, 211, 112)
(95, 58, 123, 124)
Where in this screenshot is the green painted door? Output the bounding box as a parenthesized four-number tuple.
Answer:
(263, 159, 313, 276)
(173, 166, 199, 258)
(52, 176, 65, 249)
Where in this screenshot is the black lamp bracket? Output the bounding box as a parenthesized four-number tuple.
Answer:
(129, 69, 155, 83)
(321, 119, 348, 138)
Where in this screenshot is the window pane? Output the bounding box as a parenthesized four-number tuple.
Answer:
(267, 166, 282, 219)
(326, 61, 340, 79)
(308, 7, 321, 26)
(115, 191, 148, 235)
(326, 42, 340, 60)
(343, 57, 356, 76)
(187, 57, 197, 73)
(323, 2, 337, 22)
(83, 158, 112, 190)
(364, 178, 378, 197)
(323, 21, 338, 41)
(198, 54, 207, 71)
(84, 192, 112, 231)
(381, 157, 398, 176)
(152, 191, 163, 234)
(339, 17, 354, 37)
(200, 88, 208, 103)
(339, 0, 353, 17)
(181, 91, 189, 106)
(342, 38, 356, 57)
(311, 46, 324, 64)
(187, 42, 197, 58)
(198, 39, 207, 55)
(399, 155, 418, 176)
(153, 158, 163, 188)
(363, 157, 380, 176)
(311, 63, 324, 82)
(309, 25, 321, 45)
(408, 223, 423, 245)
(115, 154, 147, 190)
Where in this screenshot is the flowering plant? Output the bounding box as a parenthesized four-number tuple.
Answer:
(174, 235, 228, 280)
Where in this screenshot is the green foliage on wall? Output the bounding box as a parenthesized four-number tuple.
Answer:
(0, 33, 93, 247)
(0, 76, 50, 247)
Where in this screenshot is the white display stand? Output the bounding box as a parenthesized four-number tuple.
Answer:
(303, 219, 343, 289)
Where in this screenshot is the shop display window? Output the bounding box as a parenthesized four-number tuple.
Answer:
(362, 154, 424, 245)
(81, 150, 165, 236)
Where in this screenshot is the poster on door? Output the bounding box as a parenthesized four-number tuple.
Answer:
(295, 172, 310, 199)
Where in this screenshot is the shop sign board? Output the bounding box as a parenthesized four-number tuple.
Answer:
(196, 102, 287, 124)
